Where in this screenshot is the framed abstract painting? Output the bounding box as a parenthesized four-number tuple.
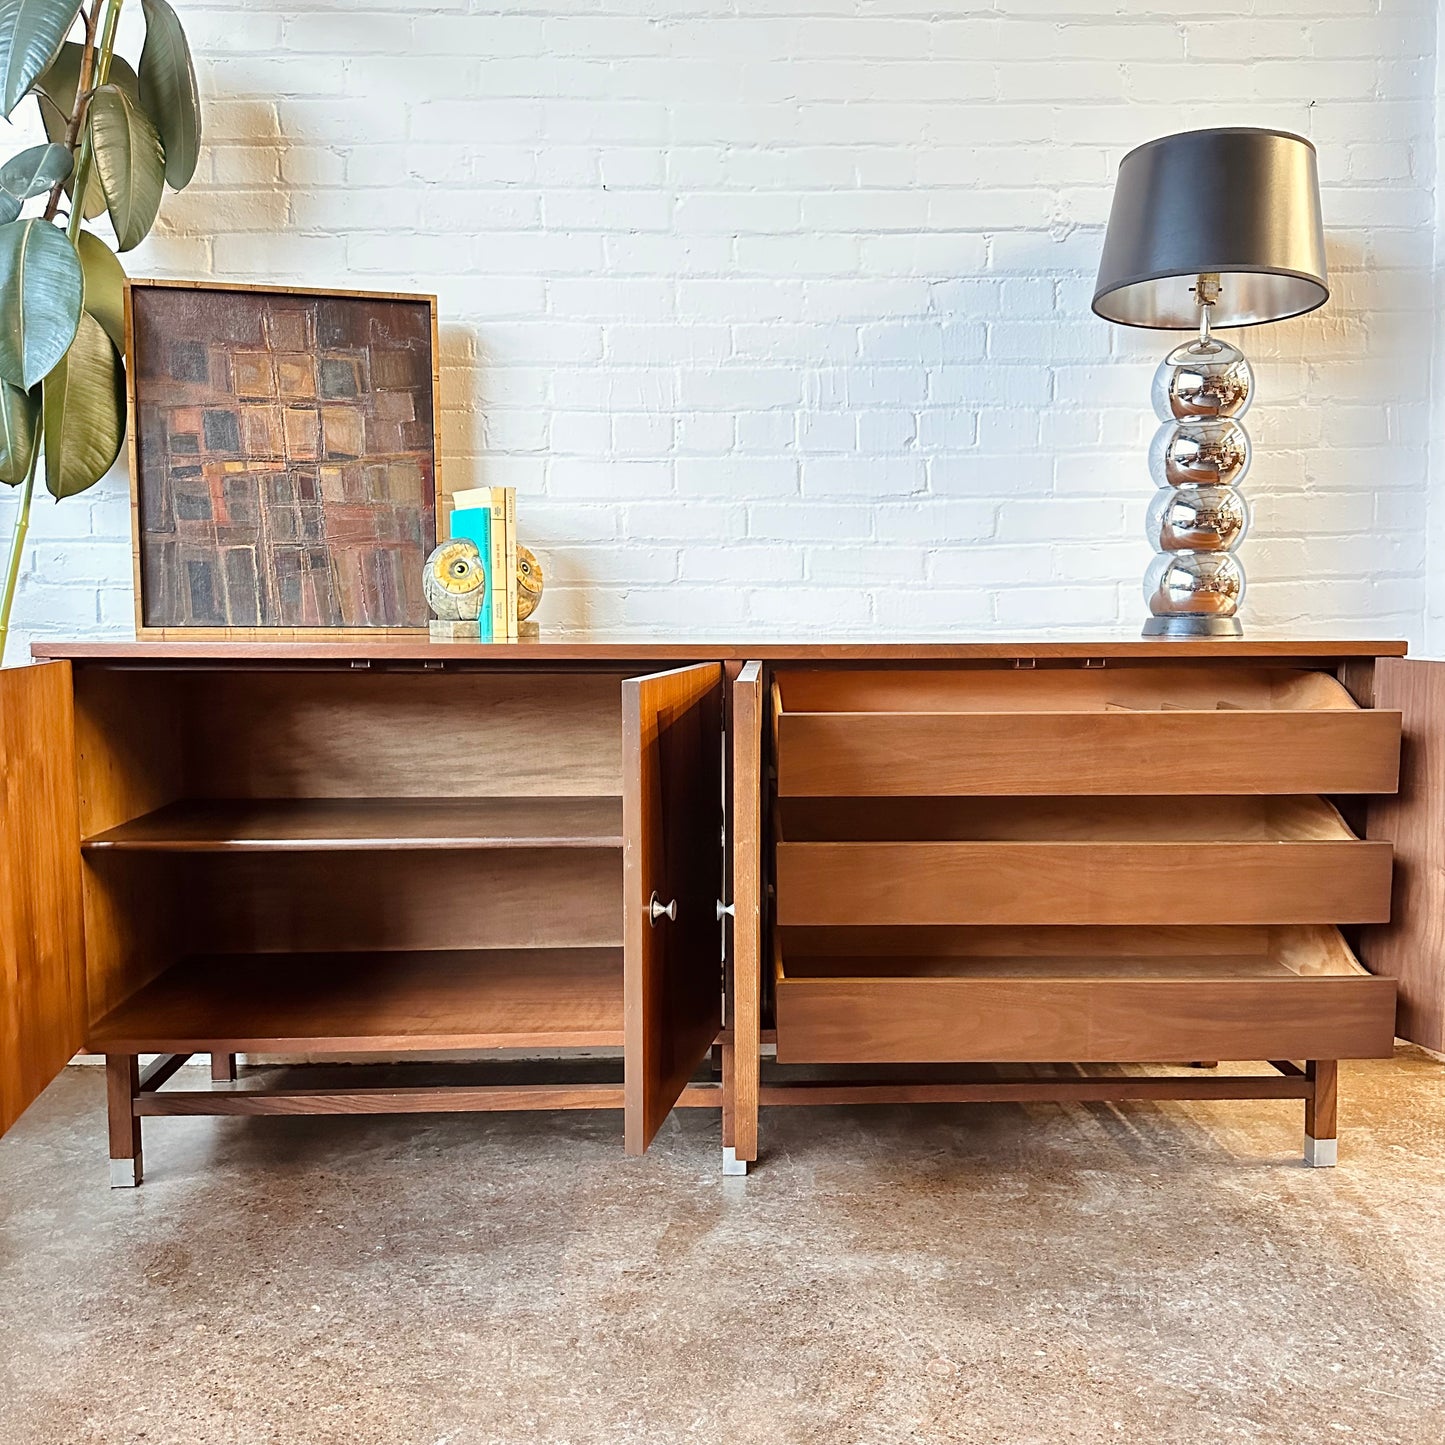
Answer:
(125, 280, 440, 636)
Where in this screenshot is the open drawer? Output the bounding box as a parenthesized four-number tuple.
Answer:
(773, 925, 1398, 1064)
(773, 666, 1401, 796)
(775, 796, 1393, 927)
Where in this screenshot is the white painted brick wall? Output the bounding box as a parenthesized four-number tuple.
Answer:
(0, 0, 1437, 654)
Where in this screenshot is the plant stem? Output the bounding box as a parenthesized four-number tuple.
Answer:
(0, 445, 40, 668)
(65, 0, 124, 245)
(42, 1, 101, 225)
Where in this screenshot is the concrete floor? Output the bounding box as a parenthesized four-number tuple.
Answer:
(2, 1053, 1445, 1445)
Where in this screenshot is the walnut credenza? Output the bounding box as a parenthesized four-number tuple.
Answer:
(4, 636, 1440, 1184)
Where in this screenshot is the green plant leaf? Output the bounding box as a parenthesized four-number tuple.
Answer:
(0, 215, 82, 387)
(139, 0, 199, 189)
(0, 0, 83, 118)
(75, 227, 124, 349)
(0, 141, 71, 222)
(0, 377, 37, 483)
(42, 308, 123, 497)
(34, 40, 142, 127)
(89, 83, 164, 251)
(38, 90, 104, 216)
(34, 42, 140, 218)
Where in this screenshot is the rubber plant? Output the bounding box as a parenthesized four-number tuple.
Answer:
(0, 0, 200, 663)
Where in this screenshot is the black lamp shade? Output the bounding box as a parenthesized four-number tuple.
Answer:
(1092, 127, 1328, 330)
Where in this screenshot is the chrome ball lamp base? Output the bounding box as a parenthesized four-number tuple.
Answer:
(1142, 615, 1247, 638)
(1141, 279, 1253, 639)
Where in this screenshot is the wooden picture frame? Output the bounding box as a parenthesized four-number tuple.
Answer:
(124, 279, 442, 639)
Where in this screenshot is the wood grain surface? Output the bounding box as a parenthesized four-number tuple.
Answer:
(774, 663, 1367, 712)
(776, 840, 1393, 927)
(777, 709, 1401, 797)
(773, 665, 1402, 800)
(1362, 656, 1445, 1050)
(622, 662, 724, 1154)
(31, 636, 1408, 664)
(773, 964, 1397, 1065)
(83, 796, 623, 851)
(752, 1075, 1315, 1106)
(0, 662, 86, 1136)
(89, 948, 626, 1053)
(183, 849, 623, 953)
(178, 669, 632, 799)
(727, 661, 763, 1163)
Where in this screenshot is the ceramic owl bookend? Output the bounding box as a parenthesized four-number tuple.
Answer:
(517, 544, 544, 629)
(423, 538, 487, 641)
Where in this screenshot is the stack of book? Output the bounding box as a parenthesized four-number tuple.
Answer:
(447, 487, 518, 641)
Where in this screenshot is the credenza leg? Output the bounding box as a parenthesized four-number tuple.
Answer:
(720, 1032, 758, 1175)
(1304, 1059, 1339, 1168)
(211, 1052, 237, 1083)
(720, 1039, 736, 1147)
(720, 1042, 749, 1173)
(106, 1054, 143, 1188)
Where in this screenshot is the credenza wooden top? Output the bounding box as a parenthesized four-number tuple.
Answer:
(30, 633, 1409, 665)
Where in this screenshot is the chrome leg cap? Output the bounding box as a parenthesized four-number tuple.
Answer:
(721, 1146, 748, 1177)
(109, 1158, 141, 1189)
(1304, 1136, 1338, 1169)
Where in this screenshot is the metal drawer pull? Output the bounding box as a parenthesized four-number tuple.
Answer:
(648, 892, 677, 926)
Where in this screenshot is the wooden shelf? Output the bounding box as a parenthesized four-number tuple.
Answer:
(82, 796, 623, 852)
(87, 948, 625, 1053)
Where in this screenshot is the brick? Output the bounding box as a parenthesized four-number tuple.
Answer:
(16, 0, 1438, 648)
(746, 585, 875, 629)
(549, 412, 612, 456)
(682, 545, 804, 584)
(625, 503, 748, 541)
(808, 547, 925, 584)
(548, 459, 672, 498)
(801, 457, 925, 498)
(875, 587, 993, 628)
(676, 459, 798, 498)
(930, 545, 1054, 587)
(750, 503, 873, 543)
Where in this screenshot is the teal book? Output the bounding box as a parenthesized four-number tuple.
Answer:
(448, 506, 495, 641)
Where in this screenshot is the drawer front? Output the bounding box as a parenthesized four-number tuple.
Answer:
(775, 840, 1394, 926)
(774, 973, 1399, 1064)
(776, 709, 1402, 796)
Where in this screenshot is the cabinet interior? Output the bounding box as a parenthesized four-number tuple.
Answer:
(73, 666, 636, 1049)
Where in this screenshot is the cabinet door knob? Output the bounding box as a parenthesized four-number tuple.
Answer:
(716, 900, 735, 921)
(648, 892, 677, 926)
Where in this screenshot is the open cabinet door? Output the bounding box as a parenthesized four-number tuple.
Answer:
(1362, 657, 1445, 1052)
(724, 662, 763, 1172)
(0, 661, 86, 1137)
(622, 663, 724, 1154)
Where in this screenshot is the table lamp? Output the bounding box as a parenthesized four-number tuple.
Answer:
(1092, 127, 1329, 638)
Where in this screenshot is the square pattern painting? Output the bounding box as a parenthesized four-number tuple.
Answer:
(128, 282, 438, 632)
